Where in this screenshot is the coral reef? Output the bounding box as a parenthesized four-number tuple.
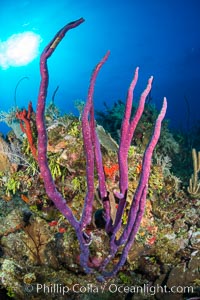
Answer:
(0, 109, 200, 299)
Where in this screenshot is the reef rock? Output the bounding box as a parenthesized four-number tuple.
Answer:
(190, 231, 200, 250)
(155, 251, 200, 300)
(0, 135, 12, 172)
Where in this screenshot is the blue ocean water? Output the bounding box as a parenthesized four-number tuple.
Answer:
(0, 0, 200, 135)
